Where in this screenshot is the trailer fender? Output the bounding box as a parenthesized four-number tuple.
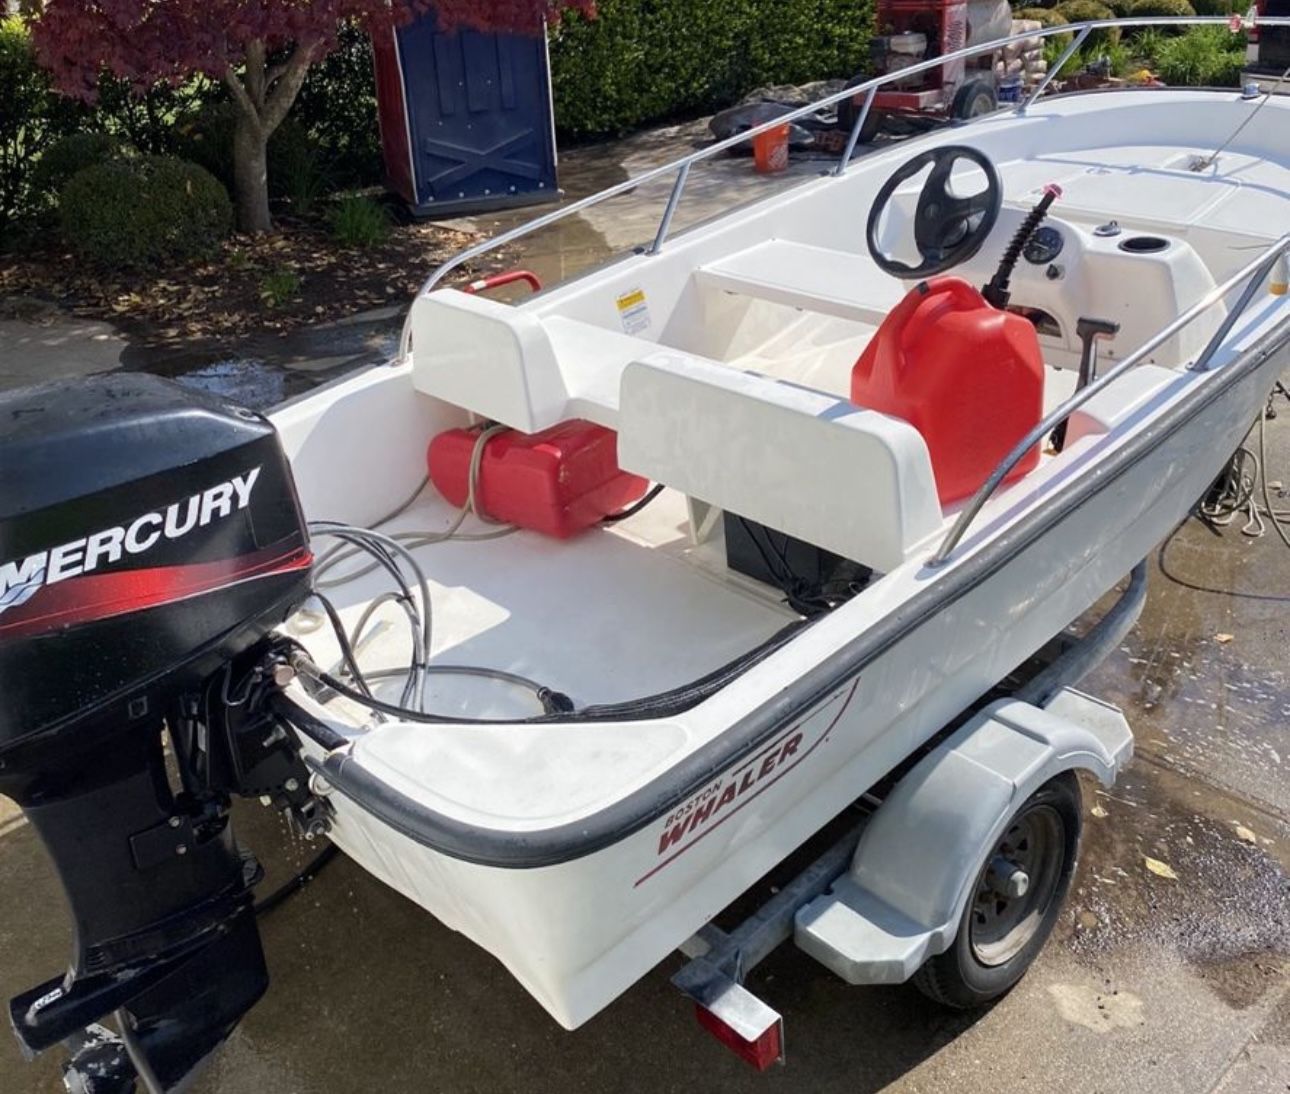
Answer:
(794, 686, 1132, 985)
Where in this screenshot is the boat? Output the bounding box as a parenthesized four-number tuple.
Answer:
(1, 16, 1287, 1090)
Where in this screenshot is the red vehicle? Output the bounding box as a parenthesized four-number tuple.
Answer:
(841, 0, 1008, 141)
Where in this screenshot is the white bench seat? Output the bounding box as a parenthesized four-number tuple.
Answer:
(695, 240, 904, 326)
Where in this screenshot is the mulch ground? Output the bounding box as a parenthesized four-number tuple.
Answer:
(0, 216, 484, 348)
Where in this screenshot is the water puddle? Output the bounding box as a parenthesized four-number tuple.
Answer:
(1065, 761, 1289, 1010)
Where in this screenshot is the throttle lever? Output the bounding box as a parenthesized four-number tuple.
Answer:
(1050, 317, 1120, 452)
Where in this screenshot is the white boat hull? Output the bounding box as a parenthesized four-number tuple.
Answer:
(297, 329, 1287, 1027)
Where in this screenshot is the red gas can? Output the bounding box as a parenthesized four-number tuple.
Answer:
(428, 421, 648, 539)
(851, 277, 1045, 505)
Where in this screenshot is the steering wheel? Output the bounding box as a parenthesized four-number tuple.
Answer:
(865, 145, 1002, 279)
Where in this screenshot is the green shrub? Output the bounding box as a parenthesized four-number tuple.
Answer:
(1127, 0, 1197, 15)
(175, 101, 317, 204)
(1044, 38, 1086, 73)
(1125, 0, 1197, 29)
(1131, 25, 1169, 61)
(31, 132, 125, 203)
(549, 0, 875, 138)
(1189, 0, 1236, 14)
(1154, 24, 1244, 84)
(272, 124, 330, 216)
(259, 267, 301, 308)
(1099, 39, 1134, 73)
(60, 155, 232, 267)
(1053, 0, 1122, 46)
(0, 16, 84, 234)
(1102, 0, 1136, 15)
(292, 22, 382, 190)
(1016, 7, 1075, 44)
(327, 195, 389, 248)
(93, 73, 211, 156)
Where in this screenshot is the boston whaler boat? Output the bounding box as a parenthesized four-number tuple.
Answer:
(2, 16, 1288, 1090)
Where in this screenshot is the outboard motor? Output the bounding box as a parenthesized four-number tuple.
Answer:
(0, 375, 314, 1091)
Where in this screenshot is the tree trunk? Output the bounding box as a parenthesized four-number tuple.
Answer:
(231, 112, 272, 234)
(224, 38, 320, 234)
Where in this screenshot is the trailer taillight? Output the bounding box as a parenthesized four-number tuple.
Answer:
(694, 1004, 783, 1070)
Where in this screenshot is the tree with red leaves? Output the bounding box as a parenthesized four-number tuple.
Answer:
(29, 1, 594, 233)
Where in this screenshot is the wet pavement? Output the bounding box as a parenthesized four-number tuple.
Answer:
(0, 113, 865, 408)
(1, 390, 1287, 1092)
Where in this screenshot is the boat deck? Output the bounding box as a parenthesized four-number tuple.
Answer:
(292, 487, 798, 720)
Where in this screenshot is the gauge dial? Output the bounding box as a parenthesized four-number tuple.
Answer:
(1023, 225, 1064, 265)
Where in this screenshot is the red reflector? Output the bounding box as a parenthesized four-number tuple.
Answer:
(694, 1003, 782, 1071)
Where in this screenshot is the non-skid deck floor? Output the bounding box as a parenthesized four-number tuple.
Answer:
(289, 488, 798, 721)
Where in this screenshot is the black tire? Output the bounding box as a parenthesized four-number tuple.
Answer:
(912, 772, 1082, 1009)
(837, 75, 885, 145)
(950, 76, 998, 121)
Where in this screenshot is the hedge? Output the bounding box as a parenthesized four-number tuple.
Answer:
(30, 131, 124, 202)
(1053, 0, 1122, 46)
(0, 16, 82, 233)
(1127, 0, 1196, 16)
(549, 0, 875, 138)
(1015, 7, 1074, 43)
(61, 155, 232, 267)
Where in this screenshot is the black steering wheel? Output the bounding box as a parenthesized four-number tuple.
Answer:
(866, 145, 1002, 279)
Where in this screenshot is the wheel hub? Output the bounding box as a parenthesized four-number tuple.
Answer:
(969, 804, 1065, 967)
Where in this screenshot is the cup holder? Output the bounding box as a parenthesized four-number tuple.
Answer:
(1118, 235, 1171, 254)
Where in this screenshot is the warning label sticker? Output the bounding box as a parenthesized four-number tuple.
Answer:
(616, 288, 651, 335)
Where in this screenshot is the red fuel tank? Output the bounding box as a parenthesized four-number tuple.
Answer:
(851, 276, 1045, 505)
(428, 420, 648, 539)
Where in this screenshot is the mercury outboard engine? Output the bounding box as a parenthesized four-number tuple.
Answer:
(0, 374, 315, 1091)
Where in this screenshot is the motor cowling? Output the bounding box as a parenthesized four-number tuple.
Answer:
(0, 374, 313, 1090)
(851, 276, 1045, 505)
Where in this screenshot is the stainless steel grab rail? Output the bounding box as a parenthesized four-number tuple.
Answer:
(929, 234, 1290, 566)
(397, 14, 1289, 360)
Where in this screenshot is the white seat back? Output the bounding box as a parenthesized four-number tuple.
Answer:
(617, 352, 943, 572)
(411, 289, 570, 433)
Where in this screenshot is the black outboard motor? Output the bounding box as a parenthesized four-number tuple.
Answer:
(0, 374, 314, 1091)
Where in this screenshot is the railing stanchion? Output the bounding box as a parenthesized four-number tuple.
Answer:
(834, 86, 878, 177)
(1019, 25, 1090, 115)
(1189, 248, 1282, 371)
(649, 162, 692, 255)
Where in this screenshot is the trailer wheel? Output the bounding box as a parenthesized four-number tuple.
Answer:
(951, 77, 998, 121)
(912, 772, 1081, 1009)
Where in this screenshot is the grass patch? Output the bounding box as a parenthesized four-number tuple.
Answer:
(1154, 26, 1245, 86)
(328, 195, 389, 249)
(259, 266, 301, 308)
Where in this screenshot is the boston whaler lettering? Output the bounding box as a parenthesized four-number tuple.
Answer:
(0, 15, 1287, 1090)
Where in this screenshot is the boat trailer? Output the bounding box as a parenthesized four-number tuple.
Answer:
(672, 562, 1146, 1068)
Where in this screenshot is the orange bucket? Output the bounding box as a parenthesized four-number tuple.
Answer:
(752, 124, 790, 174)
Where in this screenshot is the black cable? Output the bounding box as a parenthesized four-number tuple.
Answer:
(602, 483, 665, 523)
(983, 185, 1060, 309)
(1197, 446, 1257, 528)
(290, 619, 807, 726)
(313, 591, 377, 702)
(254, 844, 340, 917)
